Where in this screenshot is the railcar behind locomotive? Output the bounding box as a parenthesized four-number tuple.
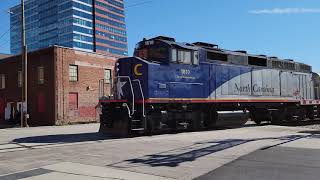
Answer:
(98, 36, 320, 136)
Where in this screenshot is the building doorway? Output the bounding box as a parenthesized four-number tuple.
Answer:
(0, 97, 4, 122)
(4, 102, 21, 125)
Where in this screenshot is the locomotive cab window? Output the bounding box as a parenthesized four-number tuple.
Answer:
(171, 49, 177, 62)
(178, 50, 192, 64)
(148, 46, 168, 62)
(171, 48, 198, 65)
(193, 51, 199, 65)
(135, 43, 169, 63)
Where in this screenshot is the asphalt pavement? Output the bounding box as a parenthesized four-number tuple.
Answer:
(0, 123, 319, 180)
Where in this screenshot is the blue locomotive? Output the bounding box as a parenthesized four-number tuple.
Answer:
(99, 36, 320, 136)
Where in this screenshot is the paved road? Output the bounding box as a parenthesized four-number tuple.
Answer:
(0, 123, 319, 179)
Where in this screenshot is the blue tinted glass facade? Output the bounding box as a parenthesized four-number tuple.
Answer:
(10, 0, 127, 56)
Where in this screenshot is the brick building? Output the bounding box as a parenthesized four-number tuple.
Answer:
(0, 53, 11, 59)
(0, 46, 116, 126)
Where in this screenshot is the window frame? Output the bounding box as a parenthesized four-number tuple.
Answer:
(171, 49, 195, 65)
(69, 65, 79, 82)
(37, 66, 45, 85)
(171, 48, 177, 63)
(147, 45, 169, 63)
(0, 74, 5, 89)
(18, 71, 22, 88)
(104, 69, 112, 84)
(193, 51, 199, 65)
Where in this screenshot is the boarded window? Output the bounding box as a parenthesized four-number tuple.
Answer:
(38, 67, 44, 84)
(69, 65, 78, 82)
(0, 74, 5, 89)
(18, 71, 22, 87)
(69, 93, 78, 110)
(38, 93, 45, 113)
(104, 69, 111, 84)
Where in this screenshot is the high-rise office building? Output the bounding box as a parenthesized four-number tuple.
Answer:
(10, 0, 128, 56)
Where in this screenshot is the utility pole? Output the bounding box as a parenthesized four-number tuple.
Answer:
(21, 0, 28, 127)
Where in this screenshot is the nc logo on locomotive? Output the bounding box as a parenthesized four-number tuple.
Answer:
(134, 64, 143, 76)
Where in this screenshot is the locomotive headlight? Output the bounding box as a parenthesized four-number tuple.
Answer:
(116, 62, 120, 76)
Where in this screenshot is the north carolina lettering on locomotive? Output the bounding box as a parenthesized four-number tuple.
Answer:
(235, 84, 275, 94)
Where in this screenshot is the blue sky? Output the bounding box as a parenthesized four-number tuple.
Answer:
(1, 0, 320, 71)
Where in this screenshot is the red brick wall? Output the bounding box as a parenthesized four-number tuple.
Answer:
(55, 47, 116, 125)
(0, 48, 55, 126)
(0, 46, 117, 126)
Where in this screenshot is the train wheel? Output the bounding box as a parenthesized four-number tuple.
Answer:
(298, 108, 306, 121)
(254, 120, 262, 125)
(271, 116, 281, 125)
(250, 110, 263, 125)
(270, 110, 285, 125)
(146, 118, 153, 136)
(306, 106, 315, 120)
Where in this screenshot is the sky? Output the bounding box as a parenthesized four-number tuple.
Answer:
(1, 0, 320, 71)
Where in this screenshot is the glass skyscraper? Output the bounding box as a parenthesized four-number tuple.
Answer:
(10, 0, 128, 56)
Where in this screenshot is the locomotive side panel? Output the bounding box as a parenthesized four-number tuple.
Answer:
(293, 73, 314, 100)
(213, 65, 285, 100)
(213, 64, 252, 99)
(251, 69, 281, 97)
(148, 63, 210, 99)
(240, 67, 252, 96)
(280, 71, 291, 97)
(271, 70, 281, 96)
(313, 73, 320, 99)
(308, 74, 314, 100)
(252, 69, 262, 96)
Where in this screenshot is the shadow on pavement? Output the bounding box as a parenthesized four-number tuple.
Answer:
(299, 130, 320, 134)
(280, 120, 320, 127)
(13, 132, 116, 144)
(0, 124, 16, 129)
(110, 134, 310, 168)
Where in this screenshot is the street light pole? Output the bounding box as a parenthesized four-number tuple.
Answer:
(21, 0, 28, 127)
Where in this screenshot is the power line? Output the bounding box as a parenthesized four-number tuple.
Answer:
(0, 25, 15, 42)
(0, 25, 17, 52)
(126, 0, 153, 8)
(0, 37, 10, 49)
(0, 28, 11, 41)
(0, 0, 17, 48)
(0, 0, 15, 15)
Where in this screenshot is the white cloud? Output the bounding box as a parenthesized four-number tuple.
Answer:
(249, 8, 320, 14)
